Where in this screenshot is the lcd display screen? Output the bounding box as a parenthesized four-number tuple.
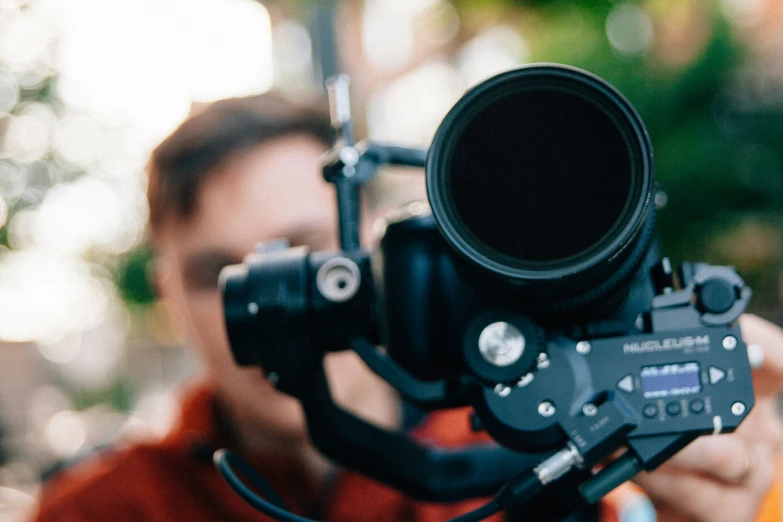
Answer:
(641, 362, 701, 399)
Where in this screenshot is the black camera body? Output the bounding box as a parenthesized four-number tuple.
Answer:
(382, 210, 753, 461)
(219, 65, 754, 518)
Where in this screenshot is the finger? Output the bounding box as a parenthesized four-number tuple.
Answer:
(634, 446, 775, 522)
(735, 399, 783, 450)
(656, 435, 751, 484)
(739, 314, 783, 397)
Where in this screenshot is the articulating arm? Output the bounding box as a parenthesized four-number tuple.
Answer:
(294, 354, 545, 502)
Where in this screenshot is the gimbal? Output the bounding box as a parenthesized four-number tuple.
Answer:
(217, 65, 755, 521)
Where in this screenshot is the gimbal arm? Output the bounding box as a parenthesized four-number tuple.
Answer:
(295, 352, 545, 502)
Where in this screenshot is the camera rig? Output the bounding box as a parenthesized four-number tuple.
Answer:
(217, 65, 755, 521)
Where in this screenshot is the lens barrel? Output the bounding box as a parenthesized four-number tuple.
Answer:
(427, 65, 655, 308)
(221, 262, 262, 366)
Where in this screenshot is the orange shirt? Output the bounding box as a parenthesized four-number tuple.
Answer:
(30, 385, 781, 522)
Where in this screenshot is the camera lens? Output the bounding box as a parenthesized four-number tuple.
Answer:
(451, 89, 632, 263)
(427, 65, 654, 305)
(220, 262, 262, 366)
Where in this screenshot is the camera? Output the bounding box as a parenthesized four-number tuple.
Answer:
(218, 65, 754, 520)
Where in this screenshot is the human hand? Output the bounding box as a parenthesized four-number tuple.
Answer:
(740, 314, 783, 399)
(633, 314, 783, 522)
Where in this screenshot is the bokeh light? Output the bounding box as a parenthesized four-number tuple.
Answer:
(0, 251, 111, 342)
(44, 0, 273, 140)
(37, 332, 83, 365)
(418, 0, 460, 46)
(33, 177, 124, 256)
(0, 71, 19, 115)
(721, 0, 765, 27)
(44, 410, 86, 458)
(2, 112, 51, 163)
(0, 486, 35, 521)
(28, 385, 72, 434)
(58, 315, 127, 390)
(273, 20, 314, 86)
(606, 3, 654, 56)
(52, 112, 106, 169)
(0, 4, 57, 83)
(361, 0, 440, 73)
(123, 390, 179, 440)
(0, 162, 25, 207)
(458, 25, 528, 86)
(368, 60, 462, 144)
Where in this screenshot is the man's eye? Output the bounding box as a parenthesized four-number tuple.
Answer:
(185, 264, 229, 292)
(183, 251, 241, 293)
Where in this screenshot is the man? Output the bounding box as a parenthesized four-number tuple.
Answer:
(31, 92, 783, 521)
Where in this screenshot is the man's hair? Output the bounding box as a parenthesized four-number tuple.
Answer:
(147, 92, 333, 235)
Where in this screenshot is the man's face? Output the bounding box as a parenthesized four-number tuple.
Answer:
(155, 134, 388, 446)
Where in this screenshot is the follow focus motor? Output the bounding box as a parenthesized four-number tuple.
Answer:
(218, 65, 755, 521)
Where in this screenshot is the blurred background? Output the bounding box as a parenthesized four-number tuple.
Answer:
(1, 0, 782, 518)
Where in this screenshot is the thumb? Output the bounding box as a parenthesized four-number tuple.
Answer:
(739, 314, 783, 398)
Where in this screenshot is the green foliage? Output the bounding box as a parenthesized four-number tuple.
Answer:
(69, 378, 134, 412)
(115, 246, 156, 307)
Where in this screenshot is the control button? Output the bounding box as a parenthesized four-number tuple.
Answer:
(666, 401, 682, 416)
(689, 399, 705, 414)
(709, 366, 726, 385)
(643, 404, 658, 419)
(696, 278, 736, 314)
(617, 375, 634, 394)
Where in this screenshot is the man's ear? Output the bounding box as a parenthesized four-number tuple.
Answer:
(147, 254, 188, 344)
(147, 255, 167, 299)
(148, 254, 184, 311)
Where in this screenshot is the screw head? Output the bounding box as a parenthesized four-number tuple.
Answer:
(517, 373, 534, 388)
(576, 341, 591, 355)
(582, 403, 598, 417)
(316, 257, 361, 303)
(635, 314, 645, 331)
(494, 384, 512, 397)
(247, 302, 259, 315)
(538, 401, 556, 417)
(479, 322, 525, 367)
(339, 145, 360, 167)
(723, 335, 738, 351)
(731, 402, 746, 416)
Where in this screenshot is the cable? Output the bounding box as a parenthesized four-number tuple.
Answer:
(214, 448, 542, 522)
(214, 449, 317, 522)
(215, 448, 289, 509)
